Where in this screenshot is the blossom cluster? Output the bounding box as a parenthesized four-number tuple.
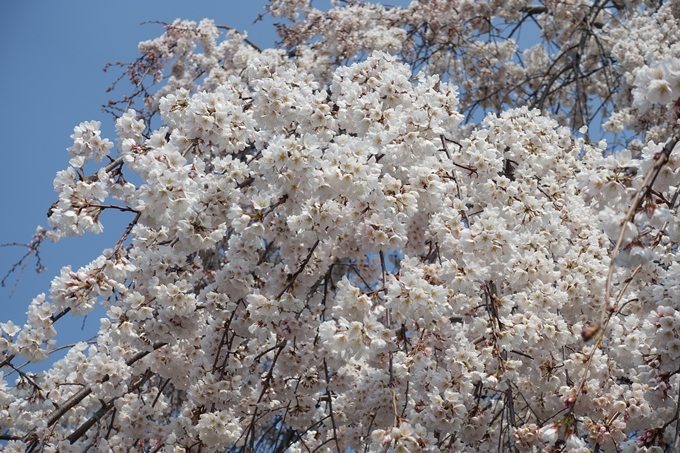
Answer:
(633, 59, 680, 113)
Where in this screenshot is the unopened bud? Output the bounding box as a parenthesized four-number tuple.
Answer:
(581, 325, 599, 341)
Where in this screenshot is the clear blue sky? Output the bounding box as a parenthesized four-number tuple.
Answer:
(0, 1, 409, 366)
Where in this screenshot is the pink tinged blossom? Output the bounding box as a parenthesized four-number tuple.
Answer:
(538, 423, 559, 445)
(565, 434, 587, 451)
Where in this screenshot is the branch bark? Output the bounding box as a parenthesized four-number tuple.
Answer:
(31, 342, 167, 440)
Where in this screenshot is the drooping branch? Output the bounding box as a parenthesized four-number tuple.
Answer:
(36, 341, 166, 434)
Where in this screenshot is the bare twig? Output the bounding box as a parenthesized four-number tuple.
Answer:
(601, 133, 680, 328)
(276, 239, 320, 299)
(0, 227, 48, 297)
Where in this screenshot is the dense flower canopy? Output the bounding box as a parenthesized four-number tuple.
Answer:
(4, 1, 680, 452)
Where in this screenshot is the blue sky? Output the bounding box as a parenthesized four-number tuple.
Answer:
(0, 1, 410, 367)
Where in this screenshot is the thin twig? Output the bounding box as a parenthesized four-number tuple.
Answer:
(323, 359, 341, 453)
(37, 342, 166, 432)
(601, 133, 680, 328)
(276, 239, 320, 299)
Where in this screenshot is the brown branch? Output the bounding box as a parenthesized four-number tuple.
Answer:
(0, 434, 21, 441)
(674, 380, 680, 453)
(601, 133, 680, 328)
(276, 239, 320, 299)
(0, 227, 48, 297)
(66, 399, 115, 444)
(570, 133, 680, 415)
(152, 379, 171, 408)
(440, 135, 471, 227)
(323, 359, 341, 453)
(215, 25, 262, 53)
(505, 386, 519, 453)
(39, 342, 166, 431)
(113, 211, 141, 254)
(240, 338, 288, 453)
(67, 370, 153, 444)
(520, 6, 548, 15)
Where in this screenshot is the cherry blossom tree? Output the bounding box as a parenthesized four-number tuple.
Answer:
(4, 1, 680, 452)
